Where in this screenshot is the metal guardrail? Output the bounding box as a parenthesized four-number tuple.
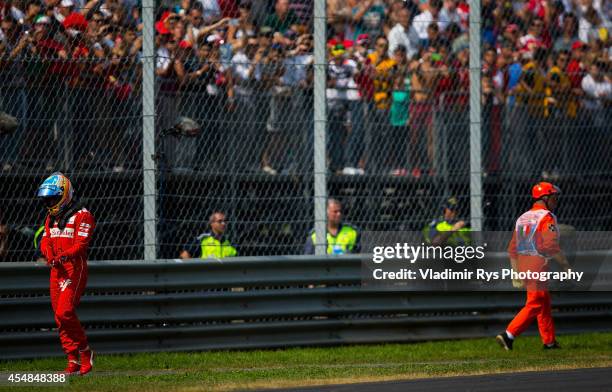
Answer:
(0, 255, 611, 359)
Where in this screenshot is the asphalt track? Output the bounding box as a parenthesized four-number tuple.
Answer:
(269, 367, 612, 392)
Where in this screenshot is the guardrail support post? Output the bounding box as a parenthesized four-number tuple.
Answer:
(469, 0, 483, 232)
(313, 0, 327, 255)
(142, 0, 157, 260)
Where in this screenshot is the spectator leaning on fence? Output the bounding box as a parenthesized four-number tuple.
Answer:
(180, 211, 237, 259)
(260, 39, 287, 174)
(408, 46, 439, 178)
(304, 198, 360, 255)
(326, 42, 360, 174)
(387, 45, 413, 176)
(366, 36, 396, 172)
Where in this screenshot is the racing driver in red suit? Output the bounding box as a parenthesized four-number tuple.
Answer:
(37, 172, 95, 375)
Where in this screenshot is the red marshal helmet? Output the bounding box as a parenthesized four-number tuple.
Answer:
(532, 182, 561, 200)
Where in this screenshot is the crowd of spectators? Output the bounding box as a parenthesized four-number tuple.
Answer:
(0, 0, 610, 177)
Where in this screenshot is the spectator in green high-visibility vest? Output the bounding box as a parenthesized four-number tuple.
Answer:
(179, 211, 237, 260)
(422, 196, 471, 246)
(304, 199, 361, 255)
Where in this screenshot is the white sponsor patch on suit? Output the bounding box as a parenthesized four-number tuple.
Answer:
(59, 279, 72, 292)
(78, 222, 90, 237)
(50, 227, 74, 238)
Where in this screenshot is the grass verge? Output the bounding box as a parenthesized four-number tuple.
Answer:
(1, 332, 611, 391)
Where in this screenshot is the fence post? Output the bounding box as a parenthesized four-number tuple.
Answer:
(313, 0, 327, 255)
(469, 0, 483, 232)
(142, 0, 157, 260)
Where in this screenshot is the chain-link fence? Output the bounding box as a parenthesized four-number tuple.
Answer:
(0, 0, 610, 261)
(0, 4, 144, 261)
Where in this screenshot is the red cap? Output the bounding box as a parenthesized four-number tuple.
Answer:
(179, 40, 192, 49)
(62, 12, 88, 31)
(571, 40, 586, 50)
(356, 33, 369, 45)
(327, 37, 353, 49)
(155, 11, 172, 35)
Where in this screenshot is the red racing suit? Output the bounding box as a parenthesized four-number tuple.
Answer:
(506, 203, 560, 345)
(40, 206, 95, 355)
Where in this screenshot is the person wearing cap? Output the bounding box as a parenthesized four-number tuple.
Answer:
(155, 12, 184, 170)
(361, 35, 396, 173)
(388, 45, 411, 175)
(259, 39, 289, 174)
(54, 0, 74, 24)
(186, 33, 230, 172)
(62, 11, 88, 35)
(326, 42, 360, 174)
(496, 182, 570, 351)
(264, 31, 312, 173)
(0, 15, 27, 172)
(14, 14, 67, 170)
(511, 47, 548, 176)
(352, 33, 369, 63)
(422, 196, 471, 246)
(229, 31, 269, 172)
(226, 0, 256, 49)
(258, 25, 274, 42)
(61, 9, 100, 170)
(566, 40, 586, 90)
